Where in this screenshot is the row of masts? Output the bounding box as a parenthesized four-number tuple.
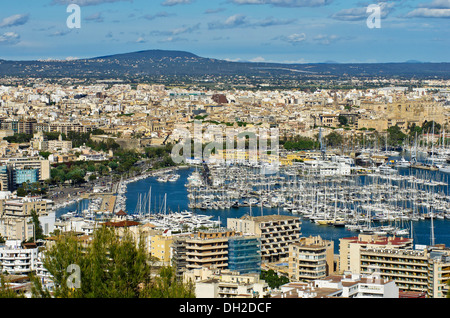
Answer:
(186, 161, 449, 236)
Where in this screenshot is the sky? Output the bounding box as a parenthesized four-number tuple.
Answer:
(0, 0, 449, 63)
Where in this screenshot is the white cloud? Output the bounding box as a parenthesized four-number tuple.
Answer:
(406, 0, 450, 18)
(230, 0, 332, 7)
(330, 2, 394, 21)
(208, 14, 248, 29)
(313, 34, 339, 45)
(272, 32, 306, 45)
(0, 32, 20, 45)
(49, 30, 72, 37)
(208, 14, 296, 29)
(161, 0, 194, 6)
(286, 33, 306, 43)
(419, 0, 450, 9)
(171, 23, 200, 35)
(51, 0, 131, 6)
(406, 8, 450, 18)
(0, 14, 29, 28)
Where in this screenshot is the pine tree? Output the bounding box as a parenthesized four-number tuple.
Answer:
(29, 209, 44, 241)
(40, 225, 194, 298)
(0, 274, 25, 298)
(140, 266, 195, 298)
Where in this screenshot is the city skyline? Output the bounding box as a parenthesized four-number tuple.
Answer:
(0, 0, 449, 64)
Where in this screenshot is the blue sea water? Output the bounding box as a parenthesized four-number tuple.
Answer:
(56, 165, 450, 253)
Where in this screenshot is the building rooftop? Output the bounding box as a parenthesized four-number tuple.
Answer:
(241, 214, 300, 222)
(102, 220, 141, 227)
(340, 234, 412, 246)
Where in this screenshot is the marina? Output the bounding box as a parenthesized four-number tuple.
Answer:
(55, 150, 450, 251)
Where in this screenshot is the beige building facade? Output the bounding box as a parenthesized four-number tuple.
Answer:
(288, 235, 334, 281)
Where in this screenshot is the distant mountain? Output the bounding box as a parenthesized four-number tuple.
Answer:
(92, 49, 200, 61)
(0, 49, 449, 80)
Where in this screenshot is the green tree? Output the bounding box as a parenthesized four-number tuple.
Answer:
(140, 266, 195, 298)
(0, 274, 25, 298)
(29, 209, 45, 242)
(338, 115, 348, 126)
(66, 169, 86, 185)
(40, 226, 194, 298)
(408, 123, 422, 137)
(108, 161, 118, 170)
(16, 187, 27, 197)
(325, 131, 344, 147)
(387, 125, 407, 147)
(39, 151, 52, 159)
(282, 136, 318, 151)
(4, 133, 33, 143)
(260, 270, 289, 289)
(422, 120, 441, 134)
(40, 232, 85, 298)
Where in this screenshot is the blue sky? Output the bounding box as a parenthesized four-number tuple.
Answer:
(0, 0, 449, 63)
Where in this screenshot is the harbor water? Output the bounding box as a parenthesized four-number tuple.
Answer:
(91, 166, 450, 251)
(56, 158, 450, 253)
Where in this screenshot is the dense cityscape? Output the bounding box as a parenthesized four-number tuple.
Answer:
(0, 74, 449, 301)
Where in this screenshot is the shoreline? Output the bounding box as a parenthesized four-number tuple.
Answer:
(53, 165, 183, 215)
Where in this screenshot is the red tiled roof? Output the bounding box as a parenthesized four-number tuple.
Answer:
(341, 235, 412, 246)
(399, 290, 426, 298)
(116, 210, 127, 216)
(102, 220, 140, 227)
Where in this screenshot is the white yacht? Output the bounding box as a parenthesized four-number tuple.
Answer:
(168, 174, 180, 182)
(377, 163, 397, 175)
(394, 157, 411, 168)
(157, 175, 169, 182)
(438, 164, 450, 174)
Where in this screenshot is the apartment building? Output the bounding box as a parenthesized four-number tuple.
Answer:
(0, 240, 39, 275)
(339, 234, 414, 274)
(227, 214, 302, 262)
(227, 235, 261, 275)
(185, 268, 270, 298)
(288, 235, 334, 281)
(427, 248, 450, 298)
(150, 234, 173, 266)
(0, 197, 55, 241)
(185, 228, 236, 271)
(0, 157, 51, 188)
(172, 235, 189, 279)
(17, 118, 37, 135)
(48, 122, 97, 135)
(359, 245, 450, 298)
(275, 272, 399, 298)
(0, 165, 8, 191)
(360, 247, 428, 293)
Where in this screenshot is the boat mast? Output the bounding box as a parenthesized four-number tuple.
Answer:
(148, 186, 152, 217)
(430, 211, 435, 246)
